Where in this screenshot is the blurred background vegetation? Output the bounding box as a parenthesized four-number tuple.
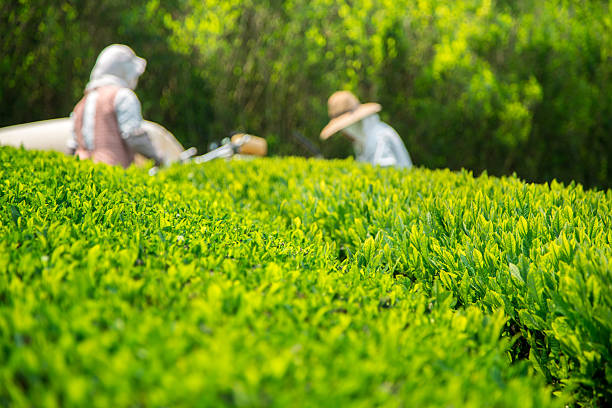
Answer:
(1, 0, 610, 189)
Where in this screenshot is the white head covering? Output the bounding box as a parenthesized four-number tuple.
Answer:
(342, 113, 380, 157)
(86, 44, 147, 92)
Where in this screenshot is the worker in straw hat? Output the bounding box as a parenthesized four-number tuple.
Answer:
(320, 91, 412, 169)
(68, 44, 162, 168)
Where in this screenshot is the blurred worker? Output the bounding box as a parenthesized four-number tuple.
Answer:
(69, 44, 162, 168)
(320, 91, 412, 169)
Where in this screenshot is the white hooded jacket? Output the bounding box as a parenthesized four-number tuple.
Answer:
(344, 114, 413, 169)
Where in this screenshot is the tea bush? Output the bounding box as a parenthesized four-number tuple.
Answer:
(1, 146, 611, 406)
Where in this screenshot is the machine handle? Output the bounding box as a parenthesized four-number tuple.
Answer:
(231, 133, 267, 157)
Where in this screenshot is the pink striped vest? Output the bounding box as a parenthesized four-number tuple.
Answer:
(72, 85, 135, 168)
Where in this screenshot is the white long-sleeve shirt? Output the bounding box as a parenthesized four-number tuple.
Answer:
(348, 114, 413, 169)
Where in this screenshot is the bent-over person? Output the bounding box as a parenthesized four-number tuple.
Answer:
(69, 44, 161, 168)
(320, 91, 412, 169)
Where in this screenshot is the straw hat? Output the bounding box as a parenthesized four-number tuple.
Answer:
(320, 91, 381, 140)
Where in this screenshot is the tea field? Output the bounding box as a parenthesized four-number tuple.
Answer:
(1, 147, 611, 407)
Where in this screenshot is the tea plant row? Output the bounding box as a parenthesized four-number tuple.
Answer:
(1, 147, 610, 406)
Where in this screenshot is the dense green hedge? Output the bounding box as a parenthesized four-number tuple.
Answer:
(1, 146, 611, 406)
(1, 1, 610, 188)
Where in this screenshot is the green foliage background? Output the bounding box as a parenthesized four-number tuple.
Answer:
(1, 0, 611, 188)
(0, 0, 213, 150)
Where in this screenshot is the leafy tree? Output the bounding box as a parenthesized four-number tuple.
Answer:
(0, 0, 213, 150)
(1, 0, 610, 188)
(167, 0, 611, 188)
